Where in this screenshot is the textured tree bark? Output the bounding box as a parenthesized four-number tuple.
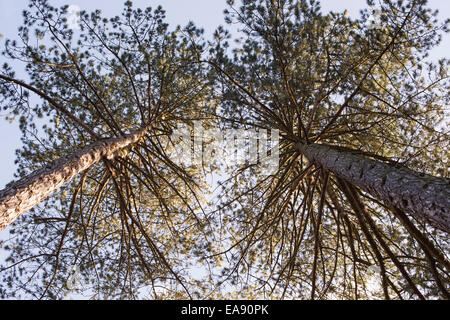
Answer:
(0, 128, 149, 232)
(297, 143, 450, 233)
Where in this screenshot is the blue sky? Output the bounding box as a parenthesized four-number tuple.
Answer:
(0, 0, 448, 190)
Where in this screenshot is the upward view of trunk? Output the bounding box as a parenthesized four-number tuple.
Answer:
(297, 143, 450, 233)
(0, 127, 149, 232)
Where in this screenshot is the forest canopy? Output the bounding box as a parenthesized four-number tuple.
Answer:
(0, 0, 449, 300)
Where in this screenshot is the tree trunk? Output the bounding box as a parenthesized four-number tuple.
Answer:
(297, 143, 450, 233)
(0, 128, 149, 232)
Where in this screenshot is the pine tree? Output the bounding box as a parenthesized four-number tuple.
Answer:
(0, 0, 448, 300)
(0, 0, 215, 299)
(0, 126, 150, 231)
(209, 0, 449, 299)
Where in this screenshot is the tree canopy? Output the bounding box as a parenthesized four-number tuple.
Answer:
(0, 0, 449, 300)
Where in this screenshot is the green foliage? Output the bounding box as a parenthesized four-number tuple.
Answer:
(0, 0, 216, 299)
(0, 0, 448, 300)
(208, 0, 449, 299)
